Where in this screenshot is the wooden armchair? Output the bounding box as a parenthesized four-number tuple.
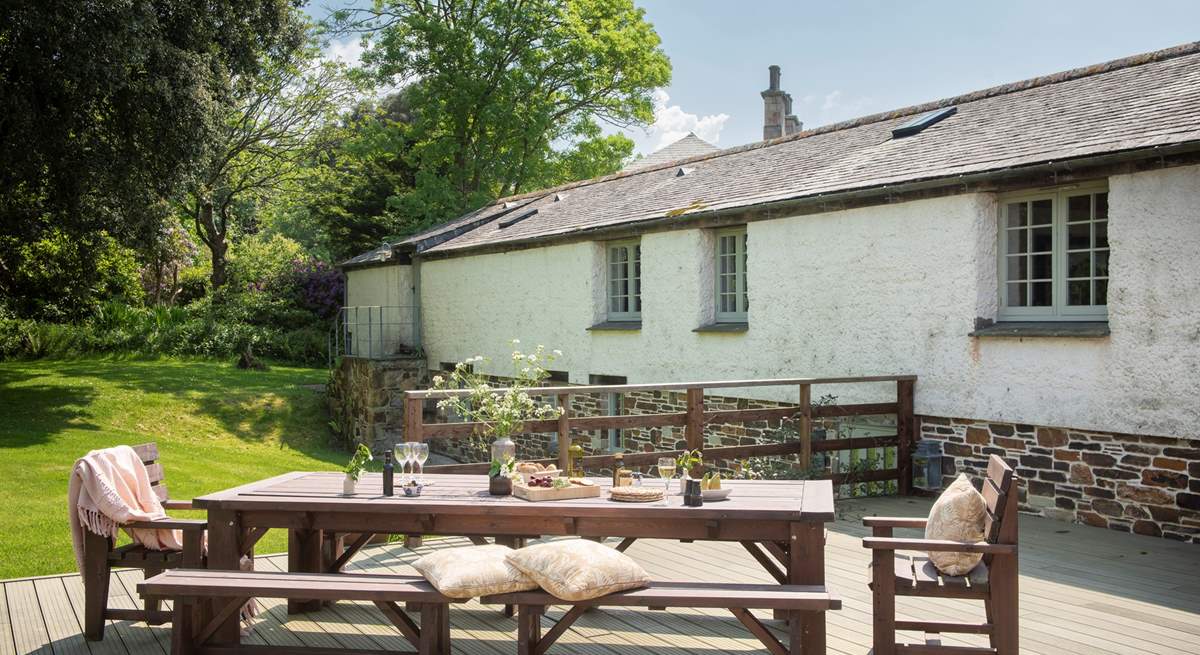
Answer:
(862, 454, 1018, 655)
(82, 443, 207, 641)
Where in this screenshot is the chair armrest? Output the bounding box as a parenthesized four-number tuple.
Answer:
(862, 517, 927, 529)
(124, 519, 208, 531)
(862, 536, 1016, 555)
(161, 499, 195, 511)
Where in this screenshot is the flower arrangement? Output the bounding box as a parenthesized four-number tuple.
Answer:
(430, 340, 565, 448)
(344, 444, 373, 482)
(676, 448, 704, 476)
(488, 456, 517, 479)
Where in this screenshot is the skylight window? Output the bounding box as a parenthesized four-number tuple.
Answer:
(498, 207, 537, 229)
(892, 106, 957, 138)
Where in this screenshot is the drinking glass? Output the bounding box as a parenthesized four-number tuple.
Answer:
(657, 457, 676, 506)
(397, 442, 415, 484)
(413, 443, 429, 484)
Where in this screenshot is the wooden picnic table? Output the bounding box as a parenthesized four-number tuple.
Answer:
(194, 472, 836, 652)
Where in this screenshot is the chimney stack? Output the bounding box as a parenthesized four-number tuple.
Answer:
(761, 65, 801, 140)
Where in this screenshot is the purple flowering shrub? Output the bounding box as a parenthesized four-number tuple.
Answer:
(278, 258, 344, 320)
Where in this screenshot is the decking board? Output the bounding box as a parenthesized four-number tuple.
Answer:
(2, 496, 1197, 655)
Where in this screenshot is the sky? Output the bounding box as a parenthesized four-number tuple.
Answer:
(310, 0, 1200, 156)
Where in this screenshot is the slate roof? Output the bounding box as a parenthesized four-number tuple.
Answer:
(623, 133, 719, 171)
(343, 41, 1200, 264)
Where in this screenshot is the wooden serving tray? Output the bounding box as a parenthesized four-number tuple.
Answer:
(512, 481, 601, 502)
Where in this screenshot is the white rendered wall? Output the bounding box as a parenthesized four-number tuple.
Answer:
(413, 165, 1200, 438)
(344, 264, 415, 355)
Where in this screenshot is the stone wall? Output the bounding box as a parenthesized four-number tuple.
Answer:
(920, 416, 1200, 543)
(328, 356, 427, 453)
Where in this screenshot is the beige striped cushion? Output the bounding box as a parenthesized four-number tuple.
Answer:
(413, 545, 537, 599)
(925, 473, 987, 576)
(505, 539, 649, 601)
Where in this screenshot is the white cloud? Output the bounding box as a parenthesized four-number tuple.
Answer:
(324, 37, 365, 65)
(645, 89, 730, 151)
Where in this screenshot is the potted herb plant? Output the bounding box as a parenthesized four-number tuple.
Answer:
(431, 341, 565, 496)
(344, 443, 372, 495)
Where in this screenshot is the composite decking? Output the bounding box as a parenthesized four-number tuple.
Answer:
(3, 496, 1197, 655)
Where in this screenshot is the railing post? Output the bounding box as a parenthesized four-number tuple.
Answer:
(798, 384, 812, 471)
(557, 393, 571, 474)
(405, 394, 424, 444)
(685, 388, 704, 476)
(367, 306, 374, 359)
(897, 379, 915, 496)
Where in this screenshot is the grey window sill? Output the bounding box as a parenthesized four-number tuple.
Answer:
(969, 321, 1110, 338)
(693, 321, 749, 333)
(587, 321, 642, 331)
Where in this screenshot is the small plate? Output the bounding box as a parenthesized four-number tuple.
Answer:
(702, 488, 732, 501)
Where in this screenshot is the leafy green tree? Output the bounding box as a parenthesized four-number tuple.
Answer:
(331, 0, 669, 225)
(0, 0, 305, 317)
(186, 31, 359, 289)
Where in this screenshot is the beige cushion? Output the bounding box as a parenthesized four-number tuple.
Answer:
(924, 473, 987, 576)
(412, 545, 537, 599)
(505, 539, 650, 601)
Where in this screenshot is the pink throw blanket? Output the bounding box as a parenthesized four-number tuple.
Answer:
(68, 445, 188, 573)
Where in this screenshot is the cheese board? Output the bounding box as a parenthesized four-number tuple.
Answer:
(512, 479, 601, 502)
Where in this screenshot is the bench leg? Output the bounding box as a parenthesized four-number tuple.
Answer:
(82, 531, 111, 641)
(170, 600, 197, 655)
(143, 566, 164, 624)
(516, 605, 543, 655)
(870, 549, 896, 655)
(439, 603, 451, 655)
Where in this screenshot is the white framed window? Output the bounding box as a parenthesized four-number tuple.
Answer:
(998, 184, 1108, 321)
(606, 239, 641, 321)
(715, 228, 748, 322)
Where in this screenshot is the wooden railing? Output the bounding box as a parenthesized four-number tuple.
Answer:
(410, 375, 917, 495)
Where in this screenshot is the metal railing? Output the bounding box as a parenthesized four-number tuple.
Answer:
(328, 305, 420, 365)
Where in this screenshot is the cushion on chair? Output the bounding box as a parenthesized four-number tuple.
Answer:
(412, 545, 537, 599)
(504, 539, 650, 601)
(924, 473, 987, 575)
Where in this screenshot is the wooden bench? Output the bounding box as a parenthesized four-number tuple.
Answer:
(482, 581, 840, 655)
(139, 569, 455, 655)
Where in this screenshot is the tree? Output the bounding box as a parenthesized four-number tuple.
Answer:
(0, 0, 305, 317)
(186, 33, 359, 288)
(331, 0, 669, 225)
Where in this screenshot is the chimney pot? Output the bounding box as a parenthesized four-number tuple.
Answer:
(768, 65, 781, 91)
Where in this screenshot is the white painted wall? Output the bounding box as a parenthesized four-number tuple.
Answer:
(343, 264, 416, 356)
(411, 164, 1200, 438)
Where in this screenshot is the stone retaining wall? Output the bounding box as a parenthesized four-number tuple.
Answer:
(919, 416, 1200, 543)
(327, 356, 427, 453)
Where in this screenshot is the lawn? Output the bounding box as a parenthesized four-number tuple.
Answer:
(0, 356, 350, 579)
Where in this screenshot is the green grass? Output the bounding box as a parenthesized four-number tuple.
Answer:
(0, 356, 349, 579)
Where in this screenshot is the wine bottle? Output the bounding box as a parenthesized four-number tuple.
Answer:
(383, 450, 394, 496)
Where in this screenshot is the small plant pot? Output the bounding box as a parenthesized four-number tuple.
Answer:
(489, 475, 513, 496)
(343, 475, 357, 495)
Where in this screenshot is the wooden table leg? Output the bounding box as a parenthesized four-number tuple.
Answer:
(789, 521, 826, 654)
(206, 509, 242, 644)
(288, 528, 323, 614)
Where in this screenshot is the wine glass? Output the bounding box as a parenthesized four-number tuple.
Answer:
(397, 442, 415, 484)
(657, 457, 676, 506)
(413, 443, 429, 484)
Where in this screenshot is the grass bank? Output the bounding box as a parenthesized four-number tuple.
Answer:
(0, 356, 347, 579)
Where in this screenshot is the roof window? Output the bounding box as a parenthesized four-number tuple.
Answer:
(892, 106, 957, 138)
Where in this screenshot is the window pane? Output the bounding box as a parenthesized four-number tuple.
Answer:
(1094, 250, 1109, 277)
(1006, 202, 1027, 228)
(1007, 230, 1027, 254)
(1032, 254, 1052, 279)
(1067, 195, 1091, 222)
(1031, 281, 1052, 306)
(1095, 279, 1108, 306)
(1031, 199, 1053, 225)
(1007, 282, 1027, 307)
(1068, 280, 1091, 306)
(1068, 223, 1090, 250)
(1068, 252, 1090, 278)
(1031, 227, 1052, 252)
(1095, 221, 1108, 249)
(1095, 192, 1108, 220)
(1006, 255, 1027, 281)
